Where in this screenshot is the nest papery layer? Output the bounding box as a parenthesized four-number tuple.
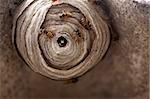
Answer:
(13, 0, 110, 80)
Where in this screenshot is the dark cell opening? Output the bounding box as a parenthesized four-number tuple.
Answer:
(57, 36, 68, 47)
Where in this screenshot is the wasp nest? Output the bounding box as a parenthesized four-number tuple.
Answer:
(13, 0, 110, 80)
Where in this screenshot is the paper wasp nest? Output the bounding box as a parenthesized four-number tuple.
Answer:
(13, 0, 110, 80)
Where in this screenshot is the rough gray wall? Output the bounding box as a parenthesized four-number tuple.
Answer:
(0, 0, 149, 99)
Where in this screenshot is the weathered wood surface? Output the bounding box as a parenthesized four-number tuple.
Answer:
(0, 0, 149, 99)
